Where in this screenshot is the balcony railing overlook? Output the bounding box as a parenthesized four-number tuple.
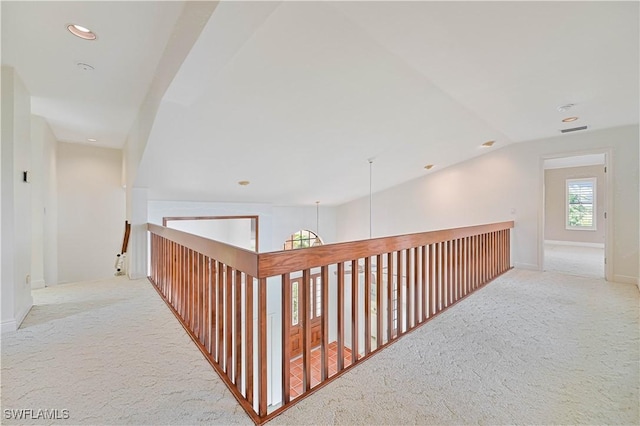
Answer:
(148, 221, 514, 424)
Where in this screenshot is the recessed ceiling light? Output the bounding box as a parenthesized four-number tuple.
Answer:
(238, 180, 250, 186)
(77, 62, 94, 71)
(87, 138, 97, 142)
(557, 103, 574, 112)
(424, 164, 434, 170)
(67, 24, 97, 40)
(481, 141, 495, 148)
(562, 116, 579, 123)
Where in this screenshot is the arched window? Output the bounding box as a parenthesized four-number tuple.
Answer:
(283, 230, 323, 250)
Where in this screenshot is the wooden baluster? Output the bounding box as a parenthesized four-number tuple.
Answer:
(245, 275, 254, 405)
(195, 251, 201, 339)
(420, 246, 426, 322)
(386, 253, 393, 343)
(434, 242, 440, 313)
(376, 254, 383, 350)
(217, 263, 224, 365)
(320, 266, 329, 381)
(414, 247, 420, 327)
(226, 265, 233, 377)
(353, 260, 360, 362)
(281, 273, 291, 404)
(464, 237, 469, 296)
(406, 248, 413, 329)
(210, 261, 217, 357)
(397, 250, 404, 335)
(209, 259, 218, 361)
(364, 257, 371, 357)
(458, 238, 463, 300)
(204, 257, 210, 354)
(302, 269, 311, 391)
(235, 269, 242, 388)
(507, 228, 511, 269)
(258, 278, 268, 418)
(337, 262, 345, 372)
(448, 240, 454, 306)
(200, 254, 206, 345)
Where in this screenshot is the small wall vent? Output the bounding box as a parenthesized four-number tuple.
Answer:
(561, 125, 588, 133)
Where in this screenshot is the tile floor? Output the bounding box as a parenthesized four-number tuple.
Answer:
(289, 342, 354, 399)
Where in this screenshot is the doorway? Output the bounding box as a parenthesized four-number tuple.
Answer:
(542, 152, 610, 279)
(289, 273, 323, 357)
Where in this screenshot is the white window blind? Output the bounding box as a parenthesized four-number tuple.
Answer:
(566, 178, 596, 230)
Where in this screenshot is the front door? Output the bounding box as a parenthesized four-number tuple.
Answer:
(290, 273, 322, 358)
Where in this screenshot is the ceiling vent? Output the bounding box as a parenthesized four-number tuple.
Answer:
(561, 125, 588, 134)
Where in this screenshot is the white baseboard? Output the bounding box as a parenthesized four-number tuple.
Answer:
(612, 275, 639, 285)
(545, 240, 604, 249)
(0, 303, 32, 334)
(1, 318, 17, 334)
(514, 262, 539, 271)
(31, 279, 46, 290)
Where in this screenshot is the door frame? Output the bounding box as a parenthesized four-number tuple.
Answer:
(539, 148, 613, 281)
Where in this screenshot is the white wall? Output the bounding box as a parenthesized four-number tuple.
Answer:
(30, 116, 57, 288)
(57, 143, 125, 283)
(1, 67, 34, 332)
(167, 218, 254, 251)
(337, 125, 639, 284)
(42, 118, 58, 286)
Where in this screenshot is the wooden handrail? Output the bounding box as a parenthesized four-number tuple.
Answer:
(257, 221, 513, 278)
(147, 220, 514, 425)
(148, 223, 259, 276)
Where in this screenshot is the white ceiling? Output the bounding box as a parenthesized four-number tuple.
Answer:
(1, 1, 186, 149)
(3, 2, 638, 206)
(137, 1, 639, 205)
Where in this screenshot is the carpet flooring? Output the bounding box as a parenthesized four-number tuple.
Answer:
(544, 243, 605, 279)
(1, 269, 637, 425)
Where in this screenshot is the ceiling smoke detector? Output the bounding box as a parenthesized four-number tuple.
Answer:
(557, 104, 575, 112)
(77, 62, 95, 71)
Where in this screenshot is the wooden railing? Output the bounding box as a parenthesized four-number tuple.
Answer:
(148, 221, 514, 424)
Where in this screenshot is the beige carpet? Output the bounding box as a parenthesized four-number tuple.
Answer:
(1, 270, 638, 425)
(544, 243, 605, 279)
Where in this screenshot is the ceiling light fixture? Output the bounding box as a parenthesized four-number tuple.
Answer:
(557, 103, 574, 112)
(238, 180, 250, 186)
(424, 164, 434, 170)
(87, 138, 97, 142)
(562, 116, 579, 123)
(481, 141, 495, 148)
(67, 24, 97, 40)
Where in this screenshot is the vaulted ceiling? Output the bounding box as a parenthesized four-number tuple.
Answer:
(3, 1, 639, 206)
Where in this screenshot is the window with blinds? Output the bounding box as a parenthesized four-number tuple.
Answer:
(566, 178, 596, 230)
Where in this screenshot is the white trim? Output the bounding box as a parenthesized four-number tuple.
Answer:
(612, 275, 639, 286)
(539, 148, 613, 283)
(544, 240, 604, 249)
(31, 279, 46, 289)
(1, 304, 32, 334)
(1, 319, 17, 334)
(514, 262, 539, 271)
